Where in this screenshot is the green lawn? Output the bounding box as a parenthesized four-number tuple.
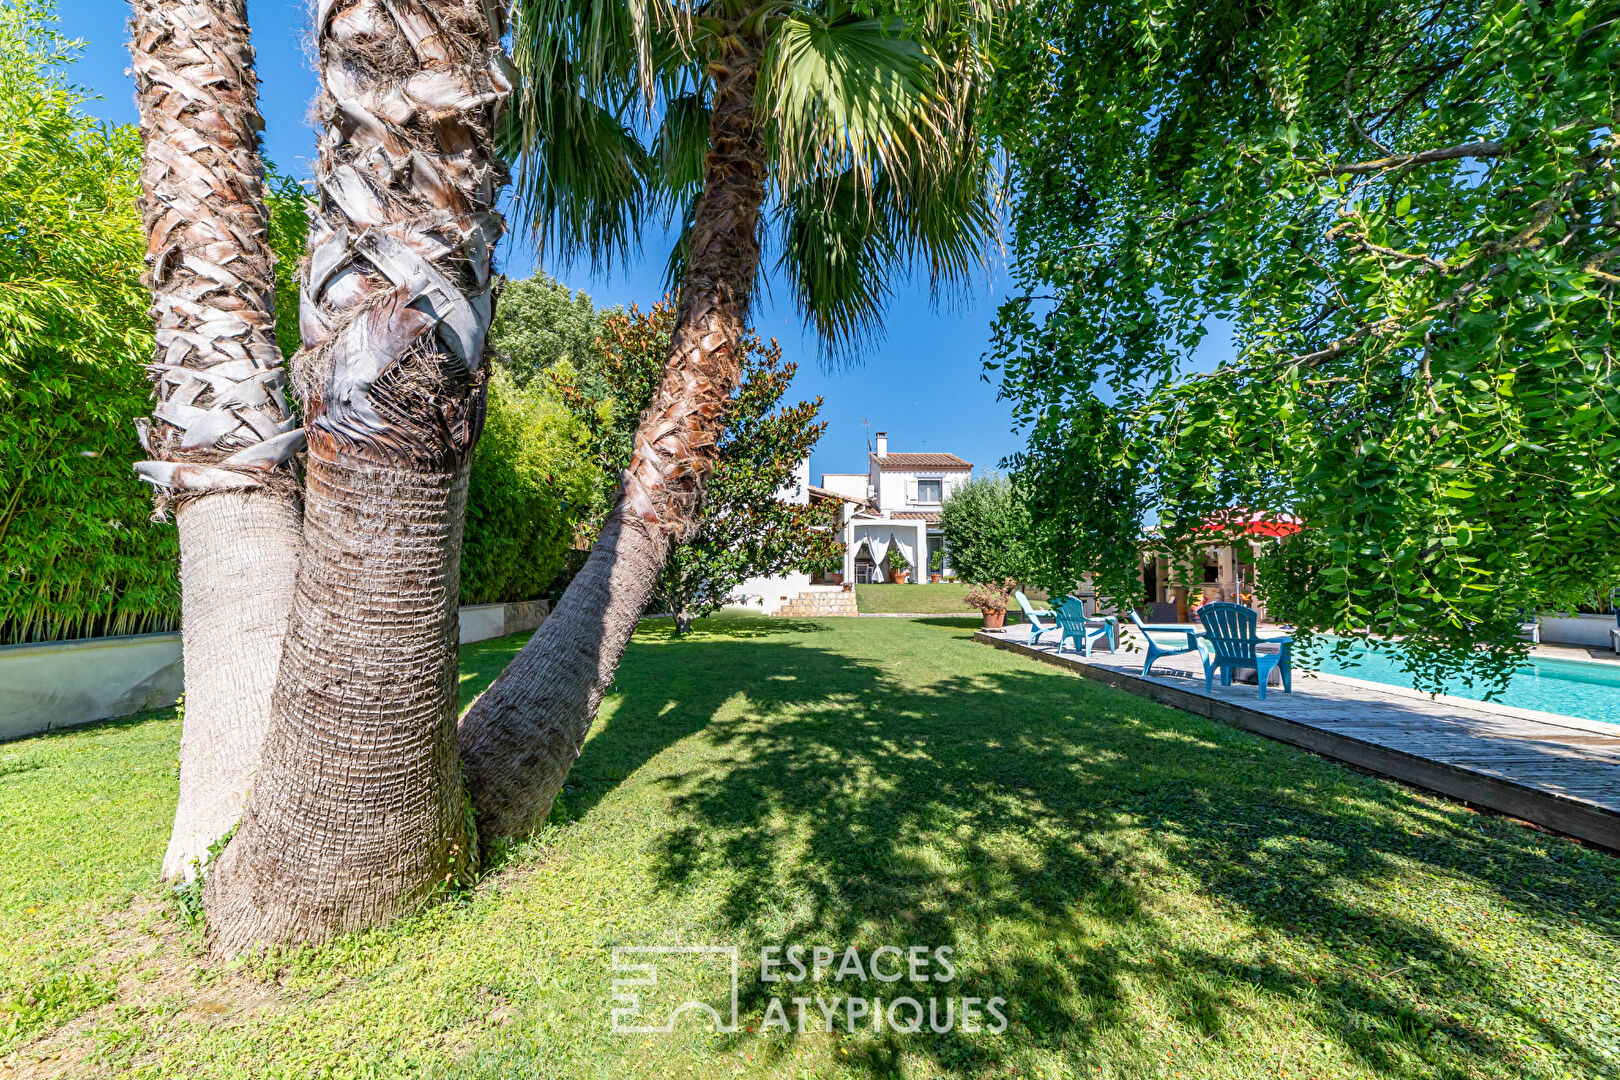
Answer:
(855, 582, 978, 613)
(3, 615, 1618, 1079)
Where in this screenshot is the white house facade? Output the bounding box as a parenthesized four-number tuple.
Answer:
(834, 432, 971, 585)
(723, 431, 972, 614)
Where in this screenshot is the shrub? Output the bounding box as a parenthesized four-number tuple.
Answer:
(964, 579, 1017, 612)
(938, 472, 1033, 586)
(0, 4, 171, 643)
(0, 2, 313, 644)
(460, 369, 598, 605)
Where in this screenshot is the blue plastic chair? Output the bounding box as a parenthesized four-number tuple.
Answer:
(1054, 596, 1116, 658)
(1128, 610, 1200, 676)
(1195, 602, 1292, 699)
(1014, 590, 1056, 645)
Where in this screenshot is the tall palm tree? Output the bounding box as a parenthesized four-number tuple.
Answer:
(200, 0, 518, 951)
(458, 0, 1001, 839)
(127, 0, 305, 880)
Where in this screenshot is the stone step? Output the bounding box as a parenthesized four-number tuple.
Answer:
(777, 590, 858, 617)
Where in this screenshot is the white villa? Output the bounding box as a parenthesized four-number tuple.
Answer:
(726, 431, 972, 614)
(816, 431, 971, 585)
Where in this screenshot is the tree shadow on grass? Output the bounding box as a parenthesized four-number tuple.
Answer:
(572, 623, 1620, 1079)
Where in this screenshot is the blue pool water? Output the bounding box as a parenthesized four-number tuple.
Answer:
(1299, 639, 1620, 725)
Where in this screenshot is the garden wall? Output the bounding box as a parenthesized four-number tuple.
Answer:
(1539, 613, 1616, 649)
(0, 599, 549, 742)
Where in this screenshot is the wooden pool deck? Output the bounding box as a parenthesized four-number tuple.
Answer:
(975, 626, 1620, 851)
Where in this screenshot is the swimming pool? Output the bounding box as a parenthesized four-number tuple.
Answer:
(1299, 638, 1620, 725)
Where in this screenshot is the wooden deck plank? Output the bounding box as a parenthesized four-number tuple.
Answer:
(975, 627, 1620, 851)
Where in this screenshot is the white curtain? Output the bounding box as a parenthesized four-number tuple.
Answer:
(890, 528, 917, 571)
(865, 531, 890, 569)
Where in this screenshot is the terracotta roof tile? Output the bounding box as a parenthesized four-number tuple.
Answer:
(872, 452, 972, 470)
(806, 484, 864, 503)
(889, 511, 941, 522)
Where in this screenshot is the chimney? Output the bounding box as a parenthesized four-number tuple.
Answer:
(875, 432, 888, 457)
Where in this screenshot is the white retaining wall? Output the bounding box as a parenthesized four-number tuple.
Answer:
(1, 599, 549, 741)
(1539, 613, 1617, 649)
(0, 633, 184, 742)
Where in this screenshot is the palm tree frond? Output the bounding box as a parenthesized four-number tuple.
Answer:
(500, 62, 651, 268)
(651, 92, 711, 217)
(762, 11, 943, 196)
(775, 171, 897, 362)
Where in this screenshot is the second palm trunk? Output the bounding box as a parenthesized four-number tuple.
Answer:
(457, 34, 769, 841)
(203, 0, 512, 952)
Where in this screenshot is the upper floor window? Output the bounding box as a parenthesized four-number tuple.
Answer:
(916, 479, 942, 503)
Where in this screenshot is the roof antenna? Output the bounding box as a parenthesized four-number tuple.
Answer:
(862, 418, 871, 453)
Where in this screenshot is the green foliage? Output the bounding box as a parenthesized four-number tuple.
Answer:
(488, 273, 605, 389)
(0, 0, 176, 644)
(989, 0, 1620, 690)
(262, 170, 310, 365)
(484, 273, 664, 547)
(461, 368, 597, 605)
(938, 471, 1033, 586)
(506, 0, 1002, 359)
(653, 319, 838, 631)
(549, 296, 666, 522)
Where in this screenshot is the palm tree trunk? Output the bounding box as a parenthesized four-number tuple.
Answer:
(457, 37, 767, 840)
(127, 0, 305, 879)
(163, 494, 301, 878)
(202, 0, 511, 951)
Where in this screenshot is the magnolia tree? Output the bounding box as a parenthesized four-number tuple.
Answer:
(653, 326, 839, 634)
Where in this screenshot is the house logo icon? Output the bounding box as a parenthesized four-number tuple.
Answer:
(610, 945, 740, 1034)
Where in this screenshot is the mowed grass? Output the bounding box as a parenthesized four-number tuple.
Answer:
(855, 583, 977, 613)
(2, 615, 1618, 1079)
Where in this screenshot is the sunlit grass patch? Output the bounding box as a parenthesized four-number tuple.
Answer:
(2, 616, 1617, 1078)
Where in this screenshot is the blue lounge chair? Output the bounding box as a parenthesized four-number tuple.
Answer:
(1014, 591, 1057, 645)
(1195, 602, 1292, 699)
(1128, 610, 1200, 676)
(1054, 596, 1116, 658)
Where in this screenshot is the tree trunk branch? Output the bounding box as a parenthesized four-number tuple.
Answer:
(457, 33, 769, 841)
(127, 0, 304, 878)
(204, 0, 511, 950)
(1320, 140, 1506, 176)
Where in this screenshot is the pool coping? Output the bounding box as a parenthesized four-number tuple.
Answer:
(974, 628, 1620, 853)
(1299, 668, 1620, 737)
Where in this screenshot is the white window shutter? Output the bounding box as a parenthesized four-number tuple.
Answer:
(907, 478, 917, 503)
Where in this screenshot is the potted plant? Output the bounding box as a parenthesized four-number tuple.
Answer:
(891, 562, 911, 585)
(965, 578, 1016, 629)
(928, 550, 946, 583)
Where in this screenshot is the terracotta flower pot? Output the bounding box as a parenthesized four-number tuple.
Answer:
(892, 570, 910, 585)
(981, 608, 1006, 629)
(929, 573, 941, 583)
(831, 573, 843, 584)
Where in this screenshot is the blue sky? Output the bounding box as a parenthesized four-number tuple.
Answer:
(58, 0, 1027, 482)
